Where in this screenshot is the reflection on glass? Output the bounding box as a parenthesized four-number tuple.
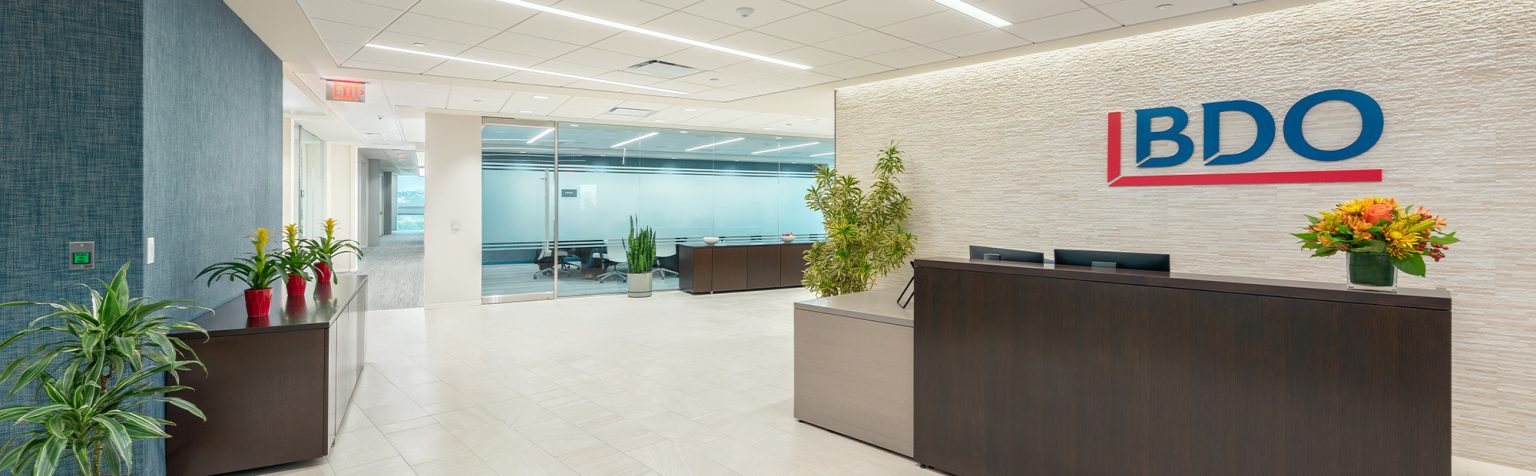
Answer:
(393, 174, 425, 231)
(296, 127, 327, 236)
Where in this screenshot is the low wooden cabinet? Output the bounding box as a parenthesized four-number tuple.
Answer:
(679, 242, 810, 293)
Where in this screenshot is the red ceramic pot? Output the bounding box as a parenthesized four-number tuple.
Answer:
(286, 273, 308, 296)
(314, 262, 334, 284)
(244, 288, 273, 317)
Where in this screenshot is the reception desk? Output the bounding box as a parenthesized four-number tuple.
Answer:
(912, 258, 1451, 476)
(678, 242, 811, 293)
(793, 288, 914, 456)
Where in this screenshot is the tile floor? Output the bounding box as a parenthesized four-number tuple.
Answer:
(236, 288, 1534, 476)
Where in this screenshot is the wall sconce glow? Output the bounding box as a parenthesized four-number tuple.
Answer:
(753, 142, 821, 155)
(527, 128, 554, 144)
(494, 0, 811, 70)
(611, 132, 659, 148)
(685, 137, 744, 152)
(363, 44, 688, 95)
(931, 0, 1011, 27)
(810, 152, 834, 157)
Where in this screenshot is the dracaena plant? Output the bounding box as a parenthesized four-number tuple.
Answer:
(0, 264, 207, 476)
(196, 228, 283, 290)
(305, 218, 362, 284)
(802, 142, 916, 297)
(275, 224, 315, 280)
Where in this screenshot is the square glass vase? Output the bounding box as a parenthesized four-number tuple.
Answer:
(1346, 252, 1397, 293)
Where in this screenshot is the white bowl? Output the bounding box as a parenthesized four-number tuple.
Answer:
(780, 234, 796, 243)
(702, 236, 720, 245)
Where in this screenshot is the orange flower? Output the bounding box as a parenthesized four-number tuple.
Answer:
(1362, 203, 1393, 224)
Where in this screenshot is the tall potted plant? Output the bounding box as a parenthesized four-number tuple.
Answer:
(0, 264, 207, 476)
(275, 224, 315, 296)
(1294, 197, 1458, 292)
(306, 218, 362, 285)
(196, 228, 283, 317)
(803, 142, 916, 297)
(625, 216, 656, 298)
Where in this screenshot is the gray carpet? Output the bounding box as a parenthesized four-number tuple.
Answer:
(358, 232, 424, 310)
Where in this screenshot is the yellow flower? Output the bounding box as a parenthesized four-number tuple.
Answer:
(253, 228, 271, 257)
(324, 218, 339, 239)
(284, 223, 302, 249)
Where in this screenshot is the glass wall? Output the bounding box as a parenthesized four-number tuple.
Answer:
(393, 174, 425, 232)
(481, 120, 832, 299)
(295, 127, 327, 236)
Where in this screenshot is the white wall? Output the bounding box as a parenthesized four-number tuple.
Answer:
(836, 0, 1536, 469)
(423, 113, 483, 307)
(327, 142, 360, 271)
(281, 116, 296, 226)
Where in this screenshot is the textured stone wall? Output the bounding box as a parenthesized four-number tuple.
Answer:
(836, 0, 1536, 469)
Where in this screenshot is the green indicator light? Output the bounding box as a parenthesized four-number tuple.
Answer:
(72, 253, 91, 265)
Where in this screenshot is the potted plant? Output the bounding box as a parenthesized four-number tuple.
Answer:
(196, 228, 284, 317)
(803, 142, 917, 297)
(625, 216, 656, 298)
(276, 224, 315, 297)
(0, 264, 207, 476)
(305, 218, 362, 286)
(1294, 197, 1459, 292)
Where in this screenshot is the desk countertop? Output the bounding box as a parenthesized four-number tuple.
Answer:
(180, 274, 368, 337)
(795, 288, 913, 327)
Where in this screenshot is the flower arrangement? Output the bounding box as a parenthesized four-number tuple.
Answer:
(197, 228, 284, 290)
(305, 218, 362, 285)
(1294, 197, 1459, 277)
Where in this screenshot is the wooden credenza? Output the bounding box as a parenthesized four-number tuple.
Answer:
(679, 242, 811, 293)
(166, 275, 368, 476)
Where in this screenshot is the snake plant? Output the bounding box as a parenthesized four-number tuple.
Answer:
(625, 216, 656, 274)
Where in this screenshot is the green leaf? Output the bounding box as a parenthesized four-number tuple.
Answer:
(1353, 240, 1387, 254)
(1305, 215, 1321, 225)
(1393, 254, 1428, 277)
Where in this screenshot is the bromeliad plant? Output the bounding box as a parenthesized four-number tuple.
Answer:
(305, 218, 362, 284)
(276, 224, 315, 295)
(802, 142, 916, 297)
(195, 228, 283, 291)
(0, 264, 207, 476)
(625, 216, 656, 275)
(1294, 196, 1460, 276)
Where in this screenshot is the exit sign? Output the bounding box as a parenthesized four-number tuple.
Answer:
(326, 80, 366, 103)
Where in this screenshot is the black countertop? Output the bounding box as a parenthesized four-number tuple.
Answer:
(176, 274, 368, 337)
(679, 240, 815, 248)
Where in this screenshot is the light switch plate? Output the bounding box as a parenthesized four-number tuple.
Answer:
(147, 237, 155, 264)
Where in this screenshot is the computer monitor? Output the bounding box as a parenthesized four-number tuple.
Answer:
(969, 245, 1045, 263)
(1053, 249, 1170, 272)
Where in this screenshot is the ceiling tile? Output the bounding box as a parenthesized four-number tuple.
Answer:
(683, 0, 808, 29)
(970, 0, 1088, 24)
(501, 91, 572, 115)
(595, 71, 668, 86)
(640, 11, 743, 41)
(866, 45, 955, 69)
(646, 80, 718, 94)
(381, 80, 452, 109)
(691, 109, 758, 122)
(547, 0, 673, 24)
(1005, 8, 1120, 43)
(342, 59, 435, 74)
(478, 31, 584, 59)
(311, 18, 382, 45)
(813, 58, 894, 78)
(1094, 0, 1235, 25)
(552, 48, 648, 70)
(527, 59, 611, 77)
(551, 96, 626, 117)
(299, 0, 405, 28)
(643, 0, 707, 8)
(756, 12, 866, 44)
(775, 46, 851, 68)
(715, 59, 803, 79)
(713, 30, 804, 54)
(510, 13, 622, 45)
(768, 70, 839, 87)
(589, 32, 691, 59)
(458, 46, 546, 67)
(357, 0, 418, 9)
(323, 41, 365, 62)
(447, 86, 514, 111)
(349, 46, 450, 70)
(815, 30, 914, 57)
(369, 31, 475, 55)
(818, 0, 945, 29)
(385, 12, 503, 45)
(928, 29, 1029, 56)
(425, 61, 514, 81)
(677, 71, 752, 87)
(408, 0, 538, 29)
(658, 47, 748, 70)
(878, 10, 991, 44)
(498, 71, 581, 87)
(783, 0, 839, 8)
(727, 81, 796, 96)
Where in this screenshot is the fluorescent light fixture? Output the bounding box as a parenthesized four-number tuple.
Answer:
(685, 137, 744, 152)
(494, 0, 811, 70)
(363, 44, 688, 95)
(753, 142, 820, 155)
(931, 0, 1011, 27)
(533, 95, 550, 100)
(810, 152, 834, 157)
(527, 128, 554, 144)
(611, 132, 659, 148)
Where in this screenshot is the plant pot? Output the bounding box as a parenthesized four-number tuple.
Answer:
(286, 274, 308, 296)
(244, 288, 273, 317)
(313, 262, 334, 284)
(627, 272, 652, 298)
(1347, 252, 1396, 292)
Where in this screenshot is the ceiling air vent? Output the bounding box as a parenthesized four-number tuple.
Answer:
(626, 60, 697, 79)
(607, 107, 656, 117)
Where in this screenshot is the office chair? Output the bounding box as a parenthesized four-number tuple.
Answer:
(653, 242, 679, 278)
(531, 244, 577, 279)
(595, 238, 629, 283)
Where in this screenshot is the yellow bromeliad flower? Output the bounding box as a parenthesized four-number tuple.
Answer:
(324, 218, 339, 240)
(253, 228, 271, 258)
(283, 223, 302, 249)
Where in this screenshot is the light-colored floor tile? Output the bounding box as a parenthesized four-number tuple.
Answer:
(335, 456, 417, 476)
(625, 440, 738, 476)
(412, 453, 497, 476)
(383, 422, 474, 465)
(326, 427, 400, 471)
(557, 444, 657, 476)
(516, 418, 610, 457)
(453, 420, 543, 461)
(361, 401, 432, 427)
(484, 448, 579, 476)
(694, 437, 803, 476)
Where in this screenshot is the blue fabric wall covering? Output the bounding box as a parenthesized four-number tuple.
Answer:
(0, 0, 280, 473)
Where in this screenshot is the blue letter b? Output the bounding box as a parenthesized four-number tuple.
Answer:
(1136, 107, 1193, 168)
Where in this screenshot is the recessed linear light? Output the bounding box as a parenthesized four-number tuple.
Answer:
(931, 0, 1011, 27)
(611, 131, 659, 148)
(533, 95, 550, 100)
(686, 137, 744, 152)
(493, 0, 811, 70)
(527, 128, 554, 144)
(519, 110, 534, 113)
(810, 152, 834, 157)
(363, 44, 688, 95)
(683, 108, 699, 112)
(753, 142, 820, 155)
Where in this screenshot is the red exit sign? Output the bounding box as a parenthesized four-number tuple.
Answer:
(326, 80, 366, 102)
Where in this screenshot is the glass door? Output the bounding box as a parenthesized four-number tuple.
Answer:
(481, 119, 560, 302)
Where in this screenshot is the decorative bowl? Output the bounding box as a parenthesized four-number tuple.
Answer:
(702, 236, 720, 246)
(780, 233, 796, 243)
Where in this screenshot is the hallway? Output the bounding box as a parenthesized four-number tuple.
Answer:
(360, 232, 424, 310)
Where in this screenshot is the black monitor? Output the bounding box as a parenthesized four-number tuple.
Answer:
(1053, 249, 1170, 272)
(969, 245, 1044, 263)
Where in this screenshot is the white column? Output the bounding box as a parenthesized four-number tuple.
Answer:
(327, 142, 361, 272)
(423, 113, 483, 308)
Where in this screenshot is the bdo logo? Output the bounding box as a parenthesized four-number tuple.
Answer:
(1107, 89, 1384, 187)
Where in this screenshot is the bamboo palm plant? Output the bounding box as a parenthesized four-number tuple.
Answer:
(625, 216, 656, 275)
(802, 142, 916, 297)
(0, 264, 207, 475)
(195, 228, 283, 290)
(305, 218, 362, 284)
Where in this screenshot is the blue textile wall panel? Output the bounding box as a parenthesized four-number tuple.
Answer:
(0, 1, 148, 474)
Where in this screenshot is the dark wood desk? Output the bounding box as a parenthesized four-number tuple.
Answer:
(679, 242, 811, 293)
(912, 258, 1450, 476)
(166, 275, 368, 476)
